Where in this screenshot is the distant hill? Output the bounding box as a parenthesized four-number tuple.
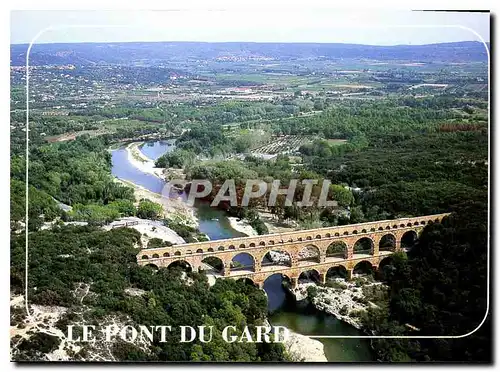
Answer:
(10, 41, 489, 66)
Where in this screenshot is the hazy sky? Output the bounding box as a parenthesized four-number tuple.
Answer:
(11, 10, 490, 45)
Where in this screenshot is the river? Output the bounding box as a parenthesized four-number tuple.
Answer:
(111, 140, 375, 362)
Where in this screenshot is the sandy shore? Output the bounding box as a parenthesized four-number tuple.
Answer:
(104, 217, 186, 246)
(114, 178, 198, 228)
(126, 142, 165, 179)
(227, 217, 258, 236)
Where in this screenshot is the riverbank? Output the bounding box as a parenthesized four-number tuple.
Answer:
(258, 210, 299, 234)
(290, 277, 387, 330)
(284, 328, 328, 362)
(126, 142, 165, 179)
(227, 217, 258, 236)
(114, 177, 198, 228)
(262, 319, 327, 362)
(103, 216, 186, 247)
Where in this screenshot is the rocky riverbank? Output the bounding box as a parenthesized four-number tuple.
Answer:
(265, 248, 320, 266)
(284, 329, 328, 362)
(262, 319, 327, 362)
(290, 277, 387, 330)
(227, 217, 258, 236)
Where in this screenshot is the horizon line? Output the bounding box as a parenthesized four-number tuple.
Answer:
(10, 39, 489, 47)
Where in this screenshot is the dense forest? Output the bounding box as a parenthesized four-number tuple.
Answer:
(362, 201, 489, 362)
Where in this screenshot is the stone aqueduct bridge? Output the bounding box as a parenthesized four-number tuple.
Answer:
(137, 213, 449, 288)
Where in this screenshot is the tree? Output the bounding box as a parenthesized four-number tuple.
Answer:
(109, 199, 136, 216)
(136, 199, 163, 220)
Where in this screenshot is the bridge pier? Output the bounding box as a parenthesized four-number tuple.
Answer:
(223, 263, 231, 277)
(254, 261, 262, 272)
(347, 247, 353, 259)
(320, 272, 326, 285)
(290, 278, 298, 290)
(346, 268, 354, 281)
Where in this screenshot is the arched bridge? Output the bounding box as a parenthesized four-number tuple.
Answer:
(137, 213, 449, 288)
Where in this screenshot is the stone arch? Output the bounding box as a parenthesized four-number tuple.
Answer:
(228, 245, 235, 250)
(378, 256, 395, 281)
(288, 238, 294, 242)
(325, 233, 331, 238)
(231, 252, 256, 272)
(208, 247, 214, 252)
(420, 221, 426, 225)
(239, 243, 245, 249)
(385, 225, 391, 230)
(370, 228, 376, 232)
(297, 244, 321, 264)
(167, 260, 192, 272)
(145, 263, 159, 271)
(343, 231, 349, 235)
(406, 223, 412, 227)
(236, 277, 259, 289)
(196, 249, 203, 254)
(326, 241, 348, 259)
(186, 250, 192, 255)
(217, 246, 225, 251)
(352, 230, 358, 234)
(261, 249, 292, 267)
(306, 236, 312, 240)
(262, 271, 292, 284)
(400, 224, 405, 228)
(298, 237, 303, 242)
(268, 240, 275, 245)
(249, 243, 256, 247)
(298, 268, 321, 284)
(353, 237, 374, 255)
(174, 251, 181, 256)
(401, 230, 418, 249)
(361, 229, 367, 233)
(353, 260, 374, 275)
(262, 273, 293, 297)
(316, 234, 322, 239)
(326, 265, 348, 280)
(163, 252, 170, 257)
(152, 253, 159, 259)
(201, 256, 224, 274)
(141, 255, 149, 259)
(378, 227, 384, 231)
(392, 224, 398, 228)
(334, 232, 340, 237)
(379, 234, 396, 252)
(259, 241, 266, 246)
(378, 256, 394, 271)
